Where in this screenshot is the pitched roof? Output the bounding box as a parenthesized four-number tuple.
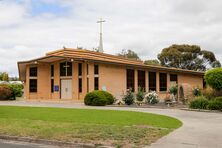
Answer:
(18, 48, 204, 81)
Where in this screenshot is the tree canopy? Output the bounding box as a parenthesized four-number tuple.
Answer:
(144, 59, 160, 66)
(117, 49, 141, 60)
(0, 72, 9, 81)
(158, 44, 221, 71)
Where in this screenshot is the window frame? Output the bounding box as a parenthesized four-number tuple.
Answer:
(149, 72, 156, 91)
(29, 79, 37, 93)
(127, 69, 135, 92)
(29, 67, 37, 77)
(159, 73, 167, 92)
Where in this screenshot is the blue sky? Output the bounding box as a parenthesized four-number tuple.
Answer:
(29, 0, 70, 16)
(0, 0, 222, 76)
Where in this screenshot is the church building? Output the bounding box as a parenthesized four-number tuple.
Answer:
(18, 48, 204, 102)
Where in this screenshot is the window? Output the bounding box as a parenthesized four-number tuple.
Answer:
(170, 74, 177, 82)
(87, 64, 89, 75)
(149, 72, 156, 91)
(29, 79, 37, 92)
(51, 79, 54, 93)
(79, 78, 82, 92)
(87, 78, 89, 92)
(127, 69, 135, 92)
(30, 67, 37, 77)
(78, 63, 82, 76)
(138, 70, 145, 91)
(94, 65, 99, 75)
(94, 77, 99, 90)
(60, 62, 72, 76)
(51, 65, 54, 77)
(159, 73, 167, 91)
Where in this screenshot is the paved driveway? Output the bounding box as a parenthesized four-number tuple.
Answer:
(0, 101, 221, 148)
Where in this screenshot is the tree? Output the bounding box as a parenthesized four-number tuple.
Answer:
(144, 59, 160, 66)
(117, 49, 140, 60)
(204, 68, 222, 91)
(158, 44, 221, 71)
(0, 72, 9, 81)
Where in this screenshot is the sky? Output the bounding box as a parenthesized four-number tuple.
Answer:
(0, 0, 222, 76)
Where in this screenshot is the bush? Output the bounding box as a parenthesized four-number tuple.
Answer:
(189, 96, 209, 109)
(202, 87, 215, 100)
(169, 85, 178, 96)
(192, 88, 202, 97)
(101, 91, 115, 105)
(136, 87, 145, 102)
(146, 91, 159, 104)
(122, 89, 134, 105)
(204, 68, 222, 91)
(8, 84, 23, 99)
(84, 91, 107, 106)
(207, 100, 222, 110)
(214, 97, 222, 102)
(0, 85, 12, 100)
(84, 90, 115, 106)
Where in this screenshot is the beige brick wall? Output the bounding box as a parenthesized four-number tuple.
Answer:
(24, 61, 203, 102)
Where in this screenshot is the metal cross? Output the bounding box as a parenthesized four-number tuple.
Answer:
(63, 61, 70, 76)
(97, 18, 105, 53)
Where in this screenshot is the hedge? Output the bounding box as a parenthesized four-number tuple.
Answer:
(84, 90, 115, 106)
(204, 68, 222, 91)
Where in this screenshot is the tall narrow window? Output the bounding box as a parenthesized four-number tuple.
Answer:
(127, 69, 135, 92)
(29, 79, 37, 92)
(94, 77, 99, 90)
(29, 67, 37, 93)
(51, 79, 54, 93)
(159, 73, 167, 91)
(78, 63, 82, 76)
(79, 78, 82, 92)
(87, 78, 89, 93)
(87, 64, 89, 75)
(60, 62, 72, 76)
(94, 65, 99, 75)
(51, 65, 54, 93)
(51, 65, 54, 77)
(30, 67, 37, 77)
(138, 70, 145, 91)
(149, 72, 156, 91)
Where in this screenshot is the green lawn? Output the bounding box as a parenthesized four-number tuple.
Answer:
(0, 106, 182, 147)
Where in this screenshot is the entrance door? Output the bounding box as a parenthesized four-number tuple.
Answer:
(61, 79, 72, 99)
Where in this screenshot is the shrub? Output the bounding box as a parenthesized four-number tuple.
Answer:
(84, 90, 115, 106)
(204, 68, 222, 91)
(214, 97, 222, 102)
(192, 88, 202, 97)
(8, 84, 23, 99)
(146, 91, 159, 104)
(207, 100, 222, 110)
(0, 85, 12, 100)
(122, 89, 134, 105)
(101, 91, 115, 105)
(169, 85, 178, 96)
(189, 96, 209, 109)
(136, 87, 145, 102)
(202, 87, 215, 100)
(84, 91, 106, 106)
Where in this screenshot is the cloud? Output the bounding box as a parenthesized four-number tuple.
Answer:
(0, 0, 222, 76)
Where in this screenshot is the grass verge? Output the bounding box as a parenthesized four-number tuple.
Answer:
(0, 106, 182, 147)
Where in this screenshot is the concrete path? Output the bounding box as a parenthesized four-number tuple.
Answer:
(0, 101, 222, 148)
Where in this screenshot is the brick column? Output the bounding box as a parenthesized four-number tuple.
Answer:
(156, 71, 160, 93)
(134, 69, 138, 93)
(145, 70, 149, 92)
(167, 73, 171, 91)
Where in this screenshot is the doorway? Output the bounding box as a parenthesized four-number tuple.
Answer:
(61, 79, 72, 99)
